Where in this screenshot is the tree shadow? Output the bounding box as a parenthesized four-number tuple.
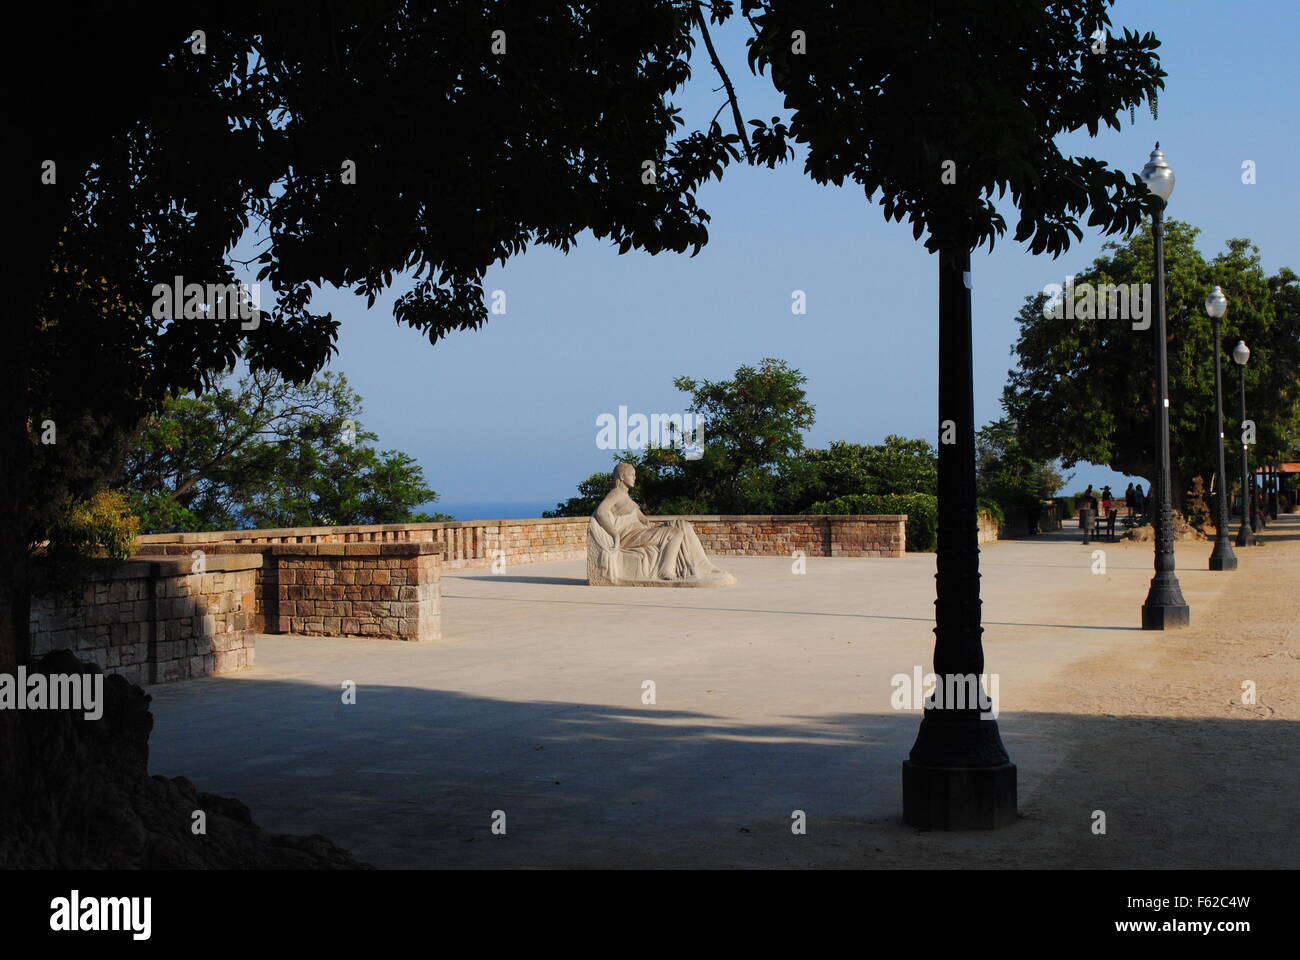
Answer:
(143, 673, 1295, 869)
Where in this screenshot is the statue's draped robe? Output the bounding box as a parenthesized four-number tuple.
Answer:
(588, 507, 726, 584)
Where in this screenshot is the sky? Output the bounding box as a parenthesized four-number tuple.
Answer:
(235, 0, 1300, 516)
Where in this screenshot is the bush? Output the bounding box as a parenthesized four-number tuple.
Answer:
(1056, 495, 1077, 519)
(47, 490, 140, 560)
(807, 492, 938, 552)
(976, 497, 1006, 526)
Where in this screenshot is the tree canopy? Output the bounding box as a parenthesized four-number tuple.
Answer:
(742, 0, 1165, 253)
(547, 360, 955, 519)
(1003, 222, 1300, 503)
(9, 1, 749, 667)
(123, 369, 448, 532)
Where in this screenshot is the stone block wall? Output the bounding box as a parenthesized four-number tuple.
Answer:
(682, 515, 905, 558)
(30, 554, 261, 684)
(135, 514, 909, 636)
(136, 513, 910, 574)
(273, 543, 441, 641)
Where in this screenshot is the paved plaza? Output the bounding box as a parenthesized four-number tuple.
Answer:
(145, 517, 1299, 868)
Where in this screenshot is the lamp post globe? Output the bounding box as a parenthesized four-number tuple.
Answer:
(1140, 144, 1176, 202)
(1139, 145, 1189, 629)
(1205, 286, 1237, 571)
(1233, 340, 1255, 546)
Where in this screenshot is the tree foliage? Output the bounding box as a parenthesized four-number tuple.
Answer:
(788, 437, 938, 507)
(124, 370, 448, 531)
(742, 0, 1165, 253)
(548, 358, 814, 516)
(1003, 223, 1300, 503)
(975, 417, 1067, 521)
(548, 360, 949, 518)
(8, 2, 748, 668)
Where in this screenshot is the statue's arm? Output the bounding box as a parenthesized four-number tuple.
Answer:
(594, 502, 619, 545)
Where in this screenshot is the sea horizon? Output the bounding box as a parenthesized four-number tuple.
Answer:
(425, 499, 560, 522)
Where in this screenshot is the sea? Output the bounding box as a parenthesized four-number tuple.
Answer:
(424, 500, 560, 522)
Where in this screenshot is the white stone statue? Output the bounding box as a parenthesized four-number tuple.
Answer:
(587, 463, 735, 587)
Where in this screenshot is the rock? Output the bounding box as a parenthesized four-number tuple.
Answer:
(0, 649, 368, 869)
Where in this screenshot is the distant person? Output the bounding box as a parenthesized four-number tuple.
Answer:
(1081, 484, 1096, 510)
(1101, 485, 1114, 514)
(1134, 483, 1147, 518)
(1125, 482, 1136, 515)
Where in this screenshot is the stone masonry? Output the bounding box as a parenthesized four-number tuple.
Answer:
(274, 543, 441, 641)
(30, 554, 261, 684)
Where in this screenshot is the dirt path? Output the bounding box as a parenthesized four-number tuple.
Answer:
(614, 515, 1300, 869)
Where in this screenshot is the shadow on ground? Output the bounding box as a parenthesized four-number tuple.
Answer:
(146, 674, 1298, 869)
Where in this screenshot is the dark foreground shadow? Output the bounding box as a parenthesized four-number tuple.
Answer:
(143, 672, 1298, 870)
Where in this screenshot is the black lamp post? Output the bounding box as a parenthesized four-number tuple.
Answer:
(901, 247, 1016, 830)
(1139, 145, 1190, 629)
(1233, 339, 1255, 546)
(1205, 286, 1237, 571)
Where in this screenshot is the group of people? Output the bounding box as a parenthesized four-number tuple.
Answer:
(1078, 482, 1148, 519)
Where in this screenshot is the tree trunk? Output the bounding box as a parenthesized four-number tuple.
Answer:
(0, 294, 34, 820)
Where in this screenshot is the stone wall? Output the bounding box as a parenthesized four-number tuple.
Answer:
(135, 515, 906, 636)
(30, 554, 261, 684)
(978, 501, 1062, 543)
(684, 515, 905, 558)
(274, 543, 441, 641)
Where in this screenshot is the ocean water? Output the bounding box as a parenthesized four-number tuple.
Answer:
(425, 500, 560, 522)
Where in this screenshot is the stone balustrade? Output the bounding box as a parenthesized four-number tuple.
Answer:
(124, 515, 905, 660)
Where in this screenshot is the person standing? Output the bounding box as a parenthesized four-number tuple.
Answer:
(1125, 482, 1136, 516)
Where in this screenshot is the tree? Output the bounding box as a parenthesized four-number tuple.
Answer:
(741, 0, 1165, 826)
(787, 436, 938, 509)
(1003, 224, 1300, 508)
(8, 2, 751, 674)
(5, 3, 762, 854)
(975, 417, 1067, 527)
(547, 358, 815, 516)
(124, 369, 449, 531)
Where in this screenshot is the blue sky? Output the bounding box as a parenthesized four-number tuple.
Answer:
(239, 0, 1300, 514)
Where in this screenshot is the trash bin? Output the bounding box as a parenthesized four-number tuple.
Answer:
(1079, 507, 1095, 544)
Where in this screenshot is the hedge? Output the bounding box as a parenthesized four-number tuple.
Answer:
(807, 492, 938, 552)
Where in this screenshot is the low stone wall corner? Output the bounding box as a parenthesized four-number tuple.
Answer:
(272, 542, 442, 642)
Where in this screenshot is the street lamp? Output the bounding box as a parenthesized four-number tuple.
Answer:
(1139, 145, 1190, 628)
(1233, 339, 1255, 546)
(1205, 287, 1237, 570)
(900, 245, 1016, 830)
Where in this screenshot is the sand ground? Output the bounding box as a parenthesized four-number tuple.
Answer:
(145, 514, 1299, 869)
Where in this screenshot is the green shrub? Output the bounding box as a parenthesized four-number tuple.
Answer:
(47, 490, 140, 560)
(976, 497, 1006, 526)
(1056, 495, 1077, 519)
(807, 492, 938, 552)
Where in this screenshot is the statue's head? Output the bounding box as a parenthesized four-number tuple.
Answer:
(613, 462, 636, 489)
